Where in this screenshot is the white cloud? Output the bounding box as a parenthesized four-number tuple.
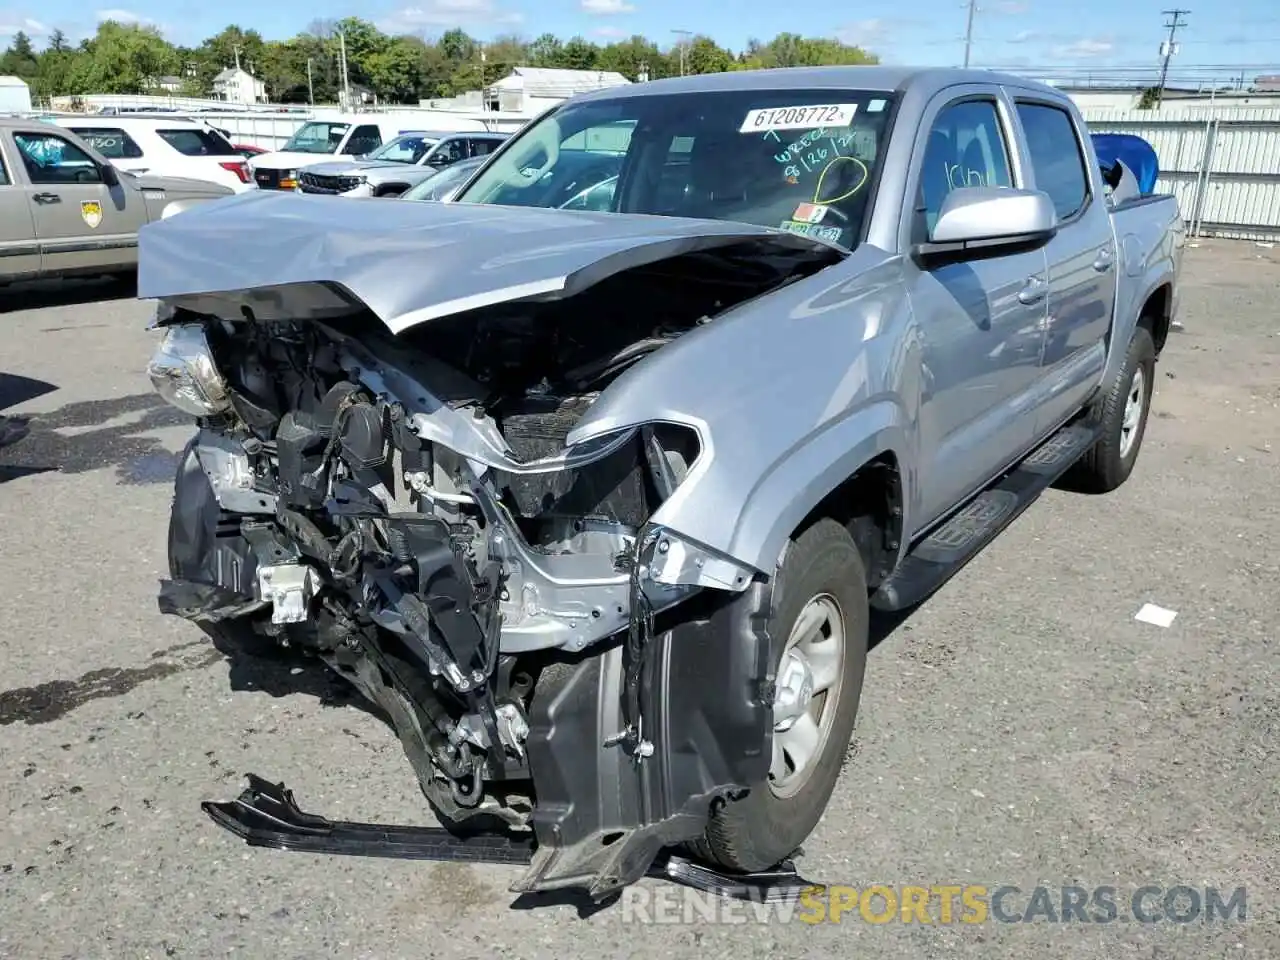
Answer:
(96, 7, 150, 23)
(835, 18, 891, 47)
(580, 0, 634, 13)
(0, 16, 48, 36)
(1050, 37, 1112, 58)
(379, 0, 522, 31)
(1009, 29, 1038, 43)
(593, 25, 627, 38)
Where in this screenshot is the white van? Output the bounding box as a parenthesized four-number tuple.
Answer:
(249, 113, 491, 191)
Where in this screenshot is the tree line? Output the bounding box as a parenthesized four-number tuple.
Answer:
(0, 19, 878, 105)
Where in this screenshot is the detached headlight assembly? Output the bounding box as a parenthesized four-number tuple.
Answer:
(147, 324, 232, 417)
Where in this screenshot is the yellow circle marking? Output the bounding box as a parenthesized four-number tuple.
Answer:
(813, 155, 869, 204)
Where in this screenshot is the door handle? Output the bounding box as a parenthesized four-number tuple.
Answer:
(1093, 246, 1114, 272)
(1017, 276, 1047, 305)
(32, 192, 61, 204)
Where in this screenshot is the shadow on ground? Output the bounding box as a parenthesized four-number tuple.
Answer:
(0, 391, 188, 485)
(0, 274, 137, 315)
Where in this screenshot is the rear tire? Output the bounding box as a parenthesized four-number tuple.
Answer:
(1063, 325, 1156, 493)
(692, 518, 868, 872)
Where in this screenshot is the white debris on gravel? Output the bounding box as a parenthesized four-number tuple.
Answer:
(1135, 603, 1179, 628)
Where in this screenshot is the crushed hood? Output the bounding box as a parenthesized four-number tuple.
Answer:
(136, 191, 844, 334)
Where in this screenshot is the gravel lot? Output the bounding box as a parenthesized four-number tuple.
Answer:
(1, 241, 1277, 959)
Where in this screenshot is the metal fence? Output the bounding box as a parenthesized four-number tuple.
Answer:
(1079, 106, 1280, 241)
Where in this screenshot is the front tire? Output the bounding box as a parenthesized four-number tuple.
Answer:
(1064, 325, 1156, 493)
(693, 518, 869, 872)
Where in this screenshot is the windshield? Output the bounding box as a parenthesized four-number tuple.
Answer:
(403, 156, 484, 202)
(368, 134, 439, 164)
(455, 88, 895, 249)
(281, 121, 351, 155)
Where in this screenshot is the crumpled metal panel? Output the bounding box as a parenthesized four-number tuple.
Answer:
(136, 190, 835, 333)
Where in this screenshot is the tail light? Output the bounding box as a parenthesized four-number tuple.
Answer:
(219, 161, 251, 184)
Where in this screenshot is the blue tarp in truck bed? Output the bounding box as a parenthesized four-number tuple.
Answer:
(1090, 133, 1160, 195)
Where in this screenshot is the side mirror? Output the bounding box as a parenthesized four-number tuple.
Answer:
(100, 163, 120, 187)
(914, 187, 1057, 263)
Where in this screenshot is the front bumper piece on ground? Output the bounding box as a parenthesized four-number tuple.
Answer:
(204, 774, 822, 904)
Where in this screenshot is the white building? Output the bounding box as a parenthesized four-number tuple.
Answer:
(212, 66, 267, 106)
(485, 67, 630, 114)
(0, 75, 31, 114)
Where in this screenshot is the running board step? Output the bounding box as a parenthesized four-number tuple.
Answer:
(203, 774, 821, 904)
(872, 422, 1100, 612)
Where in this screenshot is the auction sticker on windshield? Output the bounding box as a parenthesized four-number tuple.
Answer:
(740, 104, 859, 133)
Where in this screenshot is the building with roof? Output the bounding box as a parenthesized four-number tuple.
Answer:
(485, 67, 631, 114)
(0, 75, 31, 114)
(212, 66, 266, 106)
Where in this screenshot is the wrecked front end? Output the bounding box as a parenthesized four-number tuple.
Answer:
(143, 199, 843, 898)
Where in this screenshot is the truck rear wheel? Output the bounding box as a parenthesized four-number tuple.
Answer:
(692, 518, 868, 872)
(1064, 325, 1156, 493)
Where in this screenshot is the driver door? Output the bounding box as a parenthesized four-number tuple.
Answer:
(12, 128, 146, 274)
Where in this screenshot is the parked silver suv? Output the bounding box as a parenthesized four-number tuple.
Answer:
(297, 131, 508, 198)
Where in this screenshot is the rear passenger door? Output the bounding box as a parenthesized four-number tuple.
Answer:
(1011, 98, 1118, 437)
(903, 88, 1050, 529)
(0, 138, 42, 279)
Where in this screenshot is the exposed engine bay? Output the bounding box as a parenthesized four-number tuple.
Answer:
(152, 239, 835, 894)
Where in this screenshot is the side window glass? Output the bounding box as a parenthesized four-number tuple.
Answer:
(0, 152, 8, 186)
(917, 100, 1012, 235)
(343, 125, 382, 155)
(469, 138, 498, 157)
(68, 128, 144, 160)
(1015, 102, 1089, 220)
(12, 133, 102, 185)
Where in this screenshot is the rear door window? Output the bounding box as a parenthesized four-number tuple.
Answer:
(66, 127, 145, 159)
(342, 125, 383, 155)
(157, 128, 238, 156)
(0, 151, 8, 186)
(1014, 102, 1090, 220)
(468, 138, 501, 157)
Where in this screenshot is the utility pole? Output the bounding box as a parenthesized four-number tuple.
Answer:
(672, 29, 692, 76)
(306, 57, 314, 105)
(962, 0, 977, 68)
(336, 29, 351, 111)
(1156, 9, 1189, 109)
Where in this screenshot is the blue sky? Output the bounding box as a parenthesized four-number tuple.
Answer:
(2, 0, 1278, 75)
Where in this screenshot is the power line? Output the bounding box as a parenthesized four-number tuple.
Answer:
(1156, 8, 1190, 107)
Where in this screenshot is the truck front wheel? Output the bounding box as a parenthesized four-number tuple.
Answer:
(693, 518, 869, 872)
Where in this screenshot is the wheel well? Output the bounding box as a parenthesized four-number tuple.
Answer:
(374, 184, 408, 197)
(795, 453, 903, 589)
(1139, 284, 1172, 355)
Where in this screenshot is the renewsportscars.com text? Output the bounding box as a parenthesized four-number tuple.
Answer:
(620, 884, 1248, 925)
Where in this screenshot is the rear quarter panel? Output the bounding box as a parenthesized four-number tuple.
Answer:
(1106, 193, 1184, 382)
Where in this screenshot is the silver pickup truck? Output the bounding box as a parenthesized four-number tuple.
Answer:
(138, 67, 1182, 901)
(0, 117, 233, 284)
